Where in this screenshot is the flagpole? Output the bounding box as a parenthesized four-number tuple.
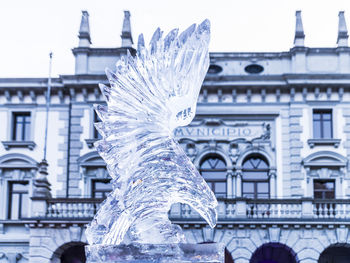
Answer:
(43, 52, 53, 161)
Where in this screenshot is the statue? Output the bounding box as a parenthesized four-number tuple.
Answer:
(85, 19, 221, 262)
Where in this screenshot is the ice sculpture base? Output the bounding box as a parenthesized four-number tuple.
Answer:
(85, 243, 225, 263)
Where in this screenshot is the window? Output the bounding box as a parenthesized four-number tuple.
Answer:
(12, 112, 31, 141)
(93, 111, 102, 139)
(244, 64, 264, 74)
(314, 180, 335, 199)
(242, 156, 269, 199)
(313, 109, 332, 139)
(199, 156, 227, 198)
(8, 181, 29, 219)
(91, 179, 112, 198)
(207, 64, 223, 74)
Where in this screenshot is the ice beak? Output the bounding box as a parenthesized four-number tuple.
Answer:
(203, 207, 217, 228)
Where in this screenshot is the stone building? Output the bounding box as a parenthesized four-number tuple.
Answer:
(1, 9, 350, 263)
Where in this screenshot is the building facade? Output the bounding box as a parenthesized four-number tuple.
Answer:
(1, 10, 350, 263)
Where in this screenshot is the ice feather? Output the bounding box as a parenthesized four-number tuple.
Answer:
(85, 19, 218, 245)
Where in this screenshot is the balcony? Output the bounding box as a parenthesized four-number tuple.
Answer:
(42, 198, 350, 222)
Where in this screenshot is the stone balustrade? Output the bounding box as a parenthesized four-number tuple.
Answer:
(46, 198, 103, 218)
(313, 200, 350, 219)
(43, 198, 350, 220)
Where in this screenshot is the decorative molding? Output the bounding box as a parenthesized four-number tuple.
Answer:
(314, 87, 320, 99)
(58, 89, 64, 103)
(307, 138, 341, 148)
(326, 87, 332, 99)
(261, 88, 266, 102)
(69, 88, 76, 101)
(232, 89, 237, 102)
(17, 90, 24, 102)
(217, 88, 222, 102)
(77, 151, 105, 167)
(246, 89, 251, 102)
(339, 87, 344, 101)
(0, 153, 38, 166)
(4, 90, 10, 102)
(29, 90, 36, 103)
(82, 88, 88, 101)
(302, 87, 307, 101)
(290, 87, 295, 102)
(276, 88, 280, 102)
(202, 88, 208, 102)
(1, 141, 36, 150)
(85, 139, 97, 149)
(303, 151, 347, 167)
(94, 87, 100, 101)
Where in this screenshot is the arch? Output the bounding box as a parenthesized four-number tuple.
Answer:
(318, 243, 350, 263)
(194, 149, 232, 169)
(250, 242, 298, 263)
(0, 153, 38, 169)
(77, 151, 105, 167)
(51, 241, 87, 263)
(303, 151, 347, 167)
(236, 147, 275, 170)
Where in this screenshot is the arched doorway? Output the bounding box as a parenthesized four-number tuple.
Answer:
(318, 244, 350, 263)
(250, 243, 298, 263)
(51, 242, 87, 263)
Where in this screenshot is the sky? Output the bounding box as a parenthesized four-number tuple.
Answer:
(0, 0, 349, 77)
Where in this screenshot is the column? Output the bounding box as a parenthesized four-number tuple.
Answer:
(232, 173, 236, 198)
(269, 170, 277, 198)
(226, 170, 233, 198)
(236, 170, 242, 198)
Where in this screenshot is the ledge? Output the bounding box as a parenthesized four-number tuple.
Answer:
(85, 138, 97, 148)
(1, 141, 36, 150)
(307, 139, 341, 148)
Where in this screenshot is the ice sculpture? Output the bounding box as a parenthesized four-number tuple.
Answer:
(85, 19, 218, 246)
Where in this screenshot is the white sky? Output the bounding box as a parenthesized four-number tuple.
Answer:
(0, 0, 349, 77)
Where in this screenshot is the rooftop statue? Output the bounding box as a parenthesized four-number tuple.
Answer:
(85, 19, 218, 246)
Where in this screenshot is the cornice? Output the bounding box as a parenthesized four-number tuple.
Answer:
(72, 47, 136, 56)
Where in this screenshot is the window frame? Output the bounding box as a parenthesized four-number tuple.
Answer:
(91, 178, 112, 199)
(313, 179, 335, 200)
(0, 154, 36, 220)
(242, 155, 270, 199)
(93, 111, 102, 140)
(312, 109, 333, 139)
(199, 155, 227, 198)
(6, 108, 36, 142)
(7, 180, 29, 219)
(12, 112, 31, 141)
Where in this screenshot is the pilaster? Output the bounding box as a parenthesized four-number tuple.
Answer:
(289, 107, 303, 197)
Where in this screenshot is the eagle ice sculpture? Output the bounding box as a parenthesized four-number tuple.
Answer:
(85, 20, 218, 245)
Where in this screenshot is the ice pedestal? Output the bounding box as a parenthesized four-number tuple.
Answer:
(85, 243, 225, 263)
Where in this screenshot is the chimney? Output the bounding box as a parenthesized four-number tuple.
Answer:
(337, 11, 348, 47)
(78, 10, 91, 47)
(294, 11, 305, 47)
(121, 11, 133, 47)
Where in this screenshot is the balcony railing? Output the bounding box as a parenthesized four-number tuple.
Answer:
(43, 198, 350, 220)
(46, 198, 103, 218)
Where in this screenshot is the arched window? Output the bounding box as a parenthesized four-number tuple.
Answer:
(0, 154, 37, 219)
(78, 152, 111, 198)
(199, 155, 227, 198)
(242, 155, 269, 199)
